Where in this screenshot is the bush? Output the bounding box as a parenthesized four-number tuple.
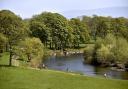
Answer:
(111, 37, 128, 62)
(84, 45, 95, 63)
(84, 34, 128, 67)
(96, 44, 110, 62)
(14, 37, 44, 68)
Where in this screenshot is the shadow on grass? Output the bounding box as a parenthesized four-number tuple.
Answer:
(0, 64, 15, 67)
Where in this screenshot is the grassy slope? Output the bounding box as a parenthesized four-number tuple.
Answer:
(0, 67, 128, 89)
(0, 52, 128, 89)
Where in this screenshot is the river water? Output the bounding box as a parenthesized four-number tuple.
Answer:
(43, 53, 128, 80)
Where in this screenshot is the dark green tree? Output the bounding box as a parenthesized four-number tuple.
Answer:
(30, 12, 69, 50)
(69, 18, 90, 48)
(0, 33, 7, 53)
(0, 10, 27, 66)
(30, 21, 49, 46)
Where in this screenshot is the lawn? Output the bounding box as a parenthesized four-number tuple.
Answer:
(0, 67, 128, 89)
(0, 52, 9, 66)
(0, 52, 128, 89)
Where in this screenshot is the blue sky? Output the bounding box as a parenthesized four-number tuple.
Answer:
(0, 0, 128, 18)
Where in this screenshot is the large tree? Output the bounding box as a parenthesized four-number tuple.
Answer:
(30, 12, 70, 50)
(0, 10, 27, 66)
(30, 21, 49, 46)
(69, 18, 90, 48)
(111, 17, 128, 40)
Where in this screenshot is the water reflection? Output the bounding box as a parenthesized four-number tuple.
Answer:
(43, 53, 128, 80)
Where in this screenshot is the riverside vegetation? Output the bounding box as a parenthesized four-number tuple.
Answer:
(1, 10, 128, 68)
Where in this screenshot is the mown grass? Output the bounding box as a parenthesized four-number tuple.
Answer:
(0, 67, 128, 89)
(0, 52, 128, 89)
(0, 52, 9, 66)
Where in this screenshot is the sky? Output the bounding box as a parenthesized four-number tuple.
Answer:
(0, 0, 128, 18)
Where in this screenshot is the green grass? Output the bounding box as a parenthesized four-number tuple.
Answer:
(0, 52, 9, 65)
(0, 52, 128, 89)
(0, 67, 128, 89)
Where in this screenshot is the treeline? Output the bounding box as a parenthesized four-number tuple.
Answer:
(0, 10, 128, 68)
(29, 13, 128, 49)
(82, 15, 128, 40)
(0, 10, 90, 67)
(29, 13, 90, 50)
(82, 16, 128, 69)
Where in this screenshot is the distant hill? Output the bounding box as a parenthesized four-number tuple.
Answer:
(60, 7, 128, 18)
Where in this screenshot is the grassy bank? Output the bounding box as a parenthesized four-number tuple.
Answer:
(0, 67, 128, 89)
(0, 52, 128, 89)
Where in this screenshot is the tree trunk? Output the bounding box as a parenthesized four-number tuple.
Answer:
(78, 43, 79, 48)
(46, 41, 48, 48)
(9, 50, 12, 66)
(5, 43, 8, 52)
(50, 41, 52, 49)
(27, 54, 31, 62)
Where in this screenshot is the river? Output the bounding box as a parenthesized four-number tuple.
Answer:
(43, 53, 128, 80)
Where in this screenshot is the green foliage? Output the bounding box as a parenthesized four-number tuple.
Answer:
(30, 12, 90, 49)
(112, 37, 128, 62)
(0, 33, 7, 53)
(84, 45, 95, 63)
(97, 34, 128, 62)
(69, 18, 90, 48)
(95, 34, 116, 62)
(1, 9, 128, 67)
(96, 44, 111, 62)
(0, 10, 28, 66)
(84, 34, 128, 66)
(111, 17, 128, 39)
(81, 16, 128, 41)
(30, 12, 70, 50)
(30, 20, 49, 44)
(15, 37, 44, 67)
(0, 10, 27, 43)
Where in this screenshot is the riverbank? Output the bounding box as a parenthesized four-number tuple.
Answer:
(83, 44, 128, 72)
(46, 48, 85, 57)
(0, 66, 128, 89)
(0, 52, 128, 89)
(43, 53, 128, 80)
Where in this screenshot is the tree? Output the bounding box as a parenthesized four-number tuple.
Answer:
(81, 16, 93, 38)
(31, 12, 69, 50)
(96, 34, 128, 63)
(69, 18, 90, 48)
(112, 37, 128, 62)
(0, 10, 27, 66)
(97, 17, 111, 38)
(0, 33, 7, 53)
(84, 44, 95, 64)
(30, 21, 49, 46)
(96, 44, 110, 63)
(111, 17, 128, 40)
(15, 37, 44, 67)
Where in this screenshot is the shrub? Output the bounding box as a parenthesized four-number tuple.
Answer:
(84, 45, 95, 63)
(84, 33, 128, 66)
